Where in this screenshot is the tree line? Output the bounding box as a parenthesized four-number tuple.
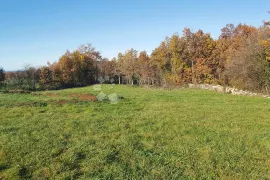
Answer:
(1, 18, 270, 92)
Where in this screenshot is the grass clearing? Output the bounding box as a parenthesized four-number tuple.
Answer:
(0, 85, 270, 179)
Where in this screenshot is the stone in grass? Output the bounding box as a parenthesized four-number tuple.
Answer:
(93, 84, 102, 91)
(108, 93, 120, 104)
(97, 92, 107, 101)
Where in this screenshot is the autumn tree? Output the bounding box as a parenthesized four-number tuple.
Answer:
(0, 67, 5, 90)
(58, 51, 74, 87)
(49, 62, 62, 88)
(214, 24, 235, 83)
(39, 66, 53, 89)
(24, 65, 39, 90)
(138, 51, 153, 85)
(0, 67, 5, 83)
(77, 44, 101, 82)
(78, 52, 98, 85)
(151, 41, 170, 85)
(5, 71, 23, 89)
(182, 29, 217, 84)
(111, 57, 122, 84)
(98, 58, 115, 83)
(166, 34, 186, 85)
(226, 27, 270, 92)
(262, 12, 270, 62)
(118, 49, 139, 85)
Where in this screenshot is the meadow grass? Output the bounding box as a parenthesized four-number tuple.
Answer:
(0, 85, 269, 179)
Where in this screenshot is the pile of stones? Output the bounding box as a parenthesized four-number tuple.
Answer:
(188, 84, 270, 98)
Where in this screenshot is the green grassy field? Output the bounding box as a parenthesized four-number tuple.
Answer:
(0, 85, 269, 179)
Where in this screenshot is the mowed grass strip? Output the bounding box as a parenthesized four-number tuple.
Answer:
(0, 85, 269, 179)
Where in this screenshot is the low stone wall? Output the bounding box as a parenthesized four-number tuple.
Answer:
(188, 84, 270, 98)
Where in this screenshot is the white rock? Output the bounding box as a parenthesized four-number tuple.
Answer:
(186, 84, 269, 99)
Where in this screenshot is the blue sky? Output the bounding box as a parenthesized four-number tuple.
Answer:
(0, 0, 269, 71)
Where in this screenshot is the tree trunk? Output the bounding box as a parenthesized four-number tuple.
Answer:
(192, 60, 194, 84)
(118, 75, 121, 84)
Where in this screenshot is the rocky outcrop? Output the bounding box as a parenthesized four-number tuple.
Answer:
(188, 84, 270, 98)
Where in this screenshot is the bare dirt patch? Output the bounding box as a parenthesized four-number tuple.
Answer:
(68, 93, 97, 101)
(43, 92, 98, 105)
(78, 94, 97, 101)
(68, 93, 78, 99)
